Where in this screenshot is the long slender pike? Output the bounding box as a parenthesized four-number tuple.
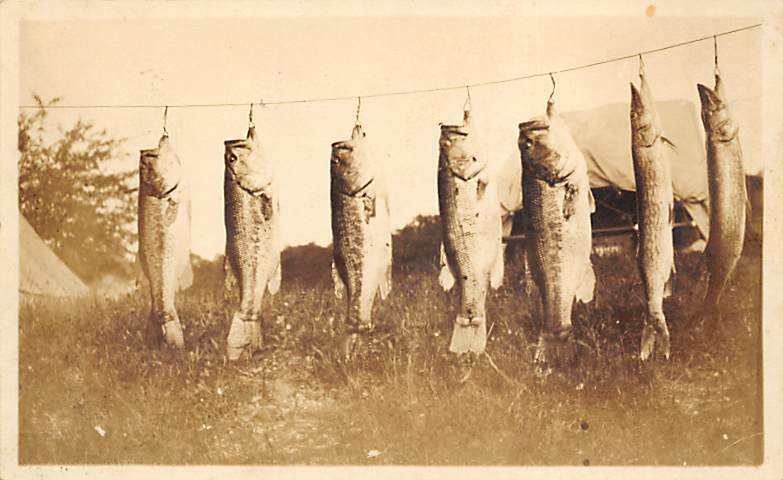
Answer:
(223, 126, 282, 361)
(138, 134, 187, 348)
(697, 75, 747, 312)
(330, 124, 392, 356)
(437, 109, 505, 354)
(630, 70, 676, 361)
(518, 101, 595, 365)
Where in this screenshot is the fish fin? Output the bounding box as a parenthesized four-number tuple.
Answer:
(575, 261, 596, 304)
(267, 260, 281, 295)
(177, 259, 194, 291)
(223, 254, 237, 302)
(661, 136, 677, 150)
(363, 194, 376, 222)
(664, 275, 673, 298)
(449, 317, 487, 354)
(379, 263, 392, 300)
(477, 177, 488, 200)
(490, 244, 504, 290)
(587, 187, 596, 214)
(438, 243, 455, 291)
(331, 261, 345, 299)
(563, 182, 578, 219)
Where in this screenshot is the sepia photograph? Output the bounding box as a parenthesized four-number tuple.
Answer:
(1, 1, 781, 478)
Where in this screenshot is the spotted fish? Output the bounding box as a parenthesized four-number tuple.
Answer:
(697, 74, 747, 313)
(138, 134, 191, 348)
(437, 110, 505, 354)
(330, 124, 392, 354)
(223, 126, 281, 361)
(518, 101, 595, 365)
(630, 70, 676, 361)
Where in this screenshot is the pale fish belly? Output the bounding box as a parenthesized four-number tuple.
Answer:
(224, 175, 280, 360)
(704, 138, 746, 307)
(331, 189, 388, 331)
(139, 187, 183, 347)
(438, 169, 502, 353)
(632, 142, 674, 360)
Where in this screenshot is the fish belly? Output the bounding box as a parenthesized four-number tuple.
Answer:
(224, 177, 279, 320)
(438, 171, 498, 320)
(633, 146, 674, 312)
(139, 190, 180, 321)
(331, 190, 387, 330)
(705, 138, 746, 305)
(524, 176, 591, 333)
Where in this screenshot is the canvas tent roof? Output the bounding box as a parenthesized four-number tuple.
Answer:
(20, 215, 90, 297)
(496, 99, 710, 239)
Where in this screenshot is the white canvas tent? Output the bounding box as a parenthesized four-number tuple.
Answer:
(496, 100, 712, 240)
(19, 215, 90, 297)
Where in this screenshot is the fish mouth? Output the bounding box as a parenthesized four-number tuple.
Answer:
(224, 138, 253, 148)
(447, 164, 484, 182)
(228, 169, 272, 197)
(241, 180, 273, 197)
(518, 119, 550, 132)
(697, 83, 722, 108)
(336, 177, 375, 197)
(440, 124, 469, 137)
(331, 140, 355, 150)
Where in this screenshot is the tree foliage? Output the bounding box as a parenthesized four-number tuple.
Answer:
(18, 96, 137, 284)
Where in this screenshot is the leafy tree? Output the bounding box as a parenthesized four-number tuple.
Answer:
(18, 96, 137, 284)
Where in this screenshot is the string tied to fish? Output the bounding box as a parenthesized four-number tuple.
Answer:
(547, 73, 556, 106)
(355, 96, 362, 127)
(638, 53, 645, 77)
(162, 105, 169, 137)
(248, 102, 255, 129)
(463, 85, 472, 113)
(714, 35, 720, 77)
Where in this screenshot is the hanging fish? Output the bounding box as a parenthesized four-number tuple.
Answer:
(223, 126, 282, 361)
(630, 67, 676, 361)
(138, 134, 191, 348)
(697, 74, 747, 313)
(330, 124, 392, 357)
(437, 109, 505, 354)
(518, 101, 595, 365)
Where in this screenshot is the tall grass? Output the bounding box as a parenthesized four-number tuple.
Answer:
(19, 239, 762, 465)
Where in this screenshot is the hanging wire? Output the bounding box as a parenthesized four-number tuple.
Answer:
(248, 103, 255, 128)
(714, 35, 720, 76)
(638, 53, 645, 77)
(547, 73, 556, 105)
(463, 85, 472, 112)
(162, 106, 168, 137)
(354, 96, 362, 126)
(18, 23, 761, 110)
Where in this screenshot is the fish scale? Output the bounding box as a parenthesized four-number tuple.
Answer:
(697, 75, 747, 312)
(437, 110, 504, 354)
(630, 72, 675, 361)
(519, 106, 594, 354)
(330, 125, 392, 339)
(223, 127, 281, 361)
(138, 135, 186, 348)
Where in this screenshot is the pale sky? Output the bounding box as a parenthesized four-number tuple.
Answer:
(20, 16, 762, 259)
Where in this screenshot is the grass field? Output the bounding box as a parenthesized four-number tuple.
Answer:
(19, 230, 762, 465)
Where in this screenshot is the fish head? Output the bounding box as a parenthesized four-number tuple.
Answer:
(139, 135, 181, 197)
(697, 80, 738, 141)
(518, 112, 573, 185)
(630, 78, 659, 147)
(439, 110, 487, 181)
(224, 127, 273, 196)
(331, 124, 373, 194)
